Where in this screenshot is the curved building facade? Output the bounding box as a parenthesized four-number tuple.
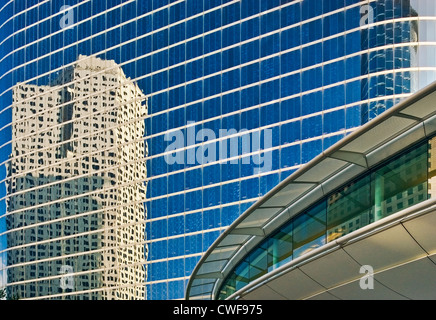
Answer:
(186, 81, 436, 300)
(0, 0, 436, 300)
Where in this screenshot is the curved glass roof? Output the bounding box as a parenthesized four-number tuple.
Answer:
(186, 81, 436, 300)
(218, 137, 432, 299)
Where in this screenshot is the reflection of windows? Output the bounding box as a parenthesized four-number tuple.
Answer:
(219, 137, 436, 300)
(293, 202, 326, 259)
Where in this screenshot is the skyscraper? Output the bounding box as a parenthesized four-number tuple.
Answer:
(0, 0, 435, 300)
(5, 55, 147, 299)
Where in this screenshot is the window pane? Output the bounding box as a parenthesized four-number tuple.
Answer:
(248, 245, 268, 282)
(327, 175, 371, 242)
(372, 142, 428, 221)
(293, 202, 326, 258)
(268, 223, 292, 271)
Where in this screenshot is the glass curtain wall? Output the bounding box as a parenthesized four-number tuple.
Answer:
(1, 0, 436, 300)
(218, 136, 436, 300)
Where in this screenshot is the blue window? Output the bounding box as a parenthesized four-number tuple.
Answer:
(186, 60, 203, 82)
(281, 74, 301, 98)
(152, 70, 168, 92)
(324, 109, 345, 135)
(185, 190, 202, 212)
(169, 43, 185, 65)
(186, 0, 203, 17)
(187, 16, 203, 38)
(302, 19, 322, 44)
(222, 2, 240, 25)
(302, 116, 322, 140)
(204, 31, 221, 54)
(261, 10, 280, 34)
(241, 86, 259, 110)
(185, 169, 202, 190)
(281, 3, 300, 27)
(241, 63, 259, 86)
(203, 164, 220, 186)
(187, 102, 203, 122)
(302, 0, 322, 20)
(302, 43, 322, 68)
(222, 47, 240, 69)
(203, 209, 221, 229)
(241, 41, 260, 64)
(153, 7, 168, 31)
(168, 107, 185, 129)
(204, 9, 221, 32)
(204, 52, 221, 76)
(222, 69, 240, 92)
(261, 103, 280, 127)
(222, 24, 240, 47)
(186, 80, 203, 103)
(324, 85, 345, 110)
(302, 67, 322, 91)
(241, 17, 259, 41)
(281, 97, 301, 121)
(168, 236, 184, 257)
(281, 50, 301, 74)
(302, 91, 322, 115)
(261, 57, 280, 80)
(324, 60, 345, 86)
(241, 108, 259, 131)
(170, 2, 185, 23)
(241, 0, 260, 19)
(261, 33, 280, 57)
(204, 75, 221, 97)
(168, 259, 184, 279)
(323, 12, 345, 37)
(204, 97, 221, 119)
(169, 65, 185, 87)
(280, 144, 301, 168)
(186, 37, 203, 60)
(302, 139, 323, 163)
(169, 23, 185, 44)
(153, 29, 168, 51)
(240, 177, 259, 200)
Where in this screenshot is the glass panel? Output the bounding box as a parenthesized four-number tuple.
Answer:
(218, 135, 436, 299)
(268, 223, 292, 271)
(218, 273, 236, 300)
(293, 202, 326, 259)
(248, 245, 268, 282)
(234, 260, 249, 291)
(327, 175, 372, 242)
(372, 142, 428, 221)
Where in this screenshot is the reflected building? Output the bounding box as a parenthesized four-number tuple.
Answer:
(5, 55, 148, 300)
(326, 142, 429, 242)
(361, 0, 420, 123)
(2, 0, 436, 300)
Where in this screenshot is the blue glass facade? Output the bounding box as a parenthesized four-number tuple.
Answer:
(1, 0, 436, 300)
